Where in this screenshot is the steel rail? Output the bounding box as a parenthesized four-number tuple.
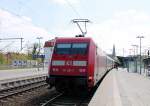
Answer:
(41, 93, 90, 106)
(0, 81, 48, 100)
(41, 93, 64, 106)
(0, 80, 45, 93)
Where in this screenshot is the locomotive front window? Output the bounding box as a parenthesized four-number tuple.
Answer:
(55, 43, 71, 55)
(72, 43, 87, 48)
(55, 43, 88, 55)
(71, 43, 88, 55)
(57, 44, 71, 48)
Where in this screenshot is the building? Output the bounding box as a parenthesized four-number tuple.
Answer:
(44, 39, 55, 71)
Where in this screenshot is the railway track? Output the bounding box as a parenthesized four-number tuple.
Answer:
(41, 92, 91, 106)
(41, 92, 64, 106)
(0, 79, 48, 101)
(0, 70, 111, 106)
(40, 70, 111, 106)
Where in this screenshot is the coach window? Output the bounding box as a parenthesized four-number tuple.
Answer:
(96, 46, 98, 55)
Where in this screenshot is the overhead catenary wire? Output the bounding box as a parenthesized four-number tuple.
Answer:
(17, 0, 39, 17)
(0, 41, 15, 52)
(17, 0, 58, 38)
(64, 0, 81, 18)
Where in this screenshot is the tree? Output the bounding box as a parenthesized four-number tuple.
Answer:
(32, 43, 39, 60)
(0, 53, 5, 64)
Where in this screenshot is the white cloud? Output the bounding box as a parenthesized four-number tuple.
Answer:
(0, 8, 53, 52)
(53, 10, 150, 56)
(87, 10, 150, 56)
(21, 16, 32, 22)
(3, 8, 148, 55)
(51, 0, 79, 5)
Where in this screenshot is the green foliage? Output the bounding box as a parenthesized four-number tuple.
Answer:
(0, 43, 43, 65)
(0, 53, 5, 64)
(0, 52, 36, 65)
(32, 43, 38, 55)
(32, 43, 39, 60)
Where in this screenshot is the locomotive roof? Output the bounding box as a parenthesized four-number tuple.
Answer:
(55, 37, 92, 42)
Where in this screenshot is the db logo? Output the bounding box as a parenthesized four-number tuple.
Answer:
(66, 61, 72, 66)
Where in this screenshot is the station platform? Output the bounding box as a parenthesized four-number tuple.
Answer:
(0, 68, 47, 81)
(89, 68, 150, 106)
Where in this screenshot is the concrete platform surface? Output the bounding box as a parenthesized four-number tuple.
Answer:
(0, 68, 47, 81)
(89, 68, 150, 106)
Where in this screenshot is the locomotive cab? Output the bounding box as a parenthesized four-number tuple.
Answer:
(51, 43, 88, 76)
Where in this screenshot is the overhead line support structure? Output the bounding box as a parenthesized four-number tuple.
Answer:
(0, 38, 24, 51)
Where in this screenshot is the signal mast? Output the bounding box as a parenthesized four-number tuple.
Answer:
(72, 19, 90, 37)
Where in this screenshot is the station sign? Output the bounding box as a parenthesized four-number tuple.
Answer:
(32, 55, 45, 59)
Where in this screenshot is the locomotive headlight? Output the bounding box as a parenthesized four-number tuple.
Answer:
(79, 69, 86, 72)
(52, 68, 59, 72)
(88, 76, 93, 82)
(73, 61, 87, 66)
(89, 76, 92, 80)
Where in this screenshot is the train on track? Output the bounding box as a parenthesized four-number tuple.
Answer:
(46, 37, 115, 92)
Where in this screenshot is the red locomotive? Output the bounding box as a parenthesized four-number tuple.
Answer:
(46, 37, 114, 92)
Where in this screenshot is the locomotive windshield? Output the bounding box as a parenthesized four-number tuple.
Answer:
(72, 43, 88, 55)
(55, 43, 88, 55)
(55, 43, 71, 55)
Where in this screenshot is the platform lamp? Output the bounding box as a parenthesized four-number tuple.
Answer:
(36, 37, 43, 55)
(132, 44, 138, 73)
(36, 37, 43, 71)
(136, 35, 144, 74)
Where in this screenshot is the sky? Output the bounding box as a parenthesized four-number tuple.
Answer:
(0, 0, 150, 56)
